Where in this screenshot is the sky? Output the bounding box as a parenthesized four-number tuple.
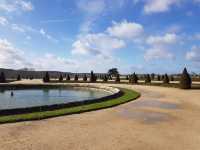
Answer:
(0, 0, 200, 74)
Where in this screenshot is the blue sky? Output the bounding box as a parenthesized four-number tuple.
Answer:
(0, 0, 200, 74)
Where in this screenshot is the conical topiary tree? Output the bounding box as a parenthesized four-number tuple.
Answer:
(115, 74, 120, 82)
(83, 74, 87, 82)
(90, 71, 96, 82)
(74, 74, 78, 81)
(59, 74, 63, 82)
(0, 72, 6, 83)
(170, 75, 174, 81)
(157, 75, 161, 81)
(163, 74, 169, 84)
(66, 74, 70, 81)
(132, 73, 138, 84)
(145, 74, 151, 84)
(180, 68, 191, 89)
(129, 73, 138, 84)
(151, 73, 155, 80)
(103, 75, 108, 82)
(126, 75, 129, 80)
(43, 72, 50, 82)
(17, 74, 21, 81)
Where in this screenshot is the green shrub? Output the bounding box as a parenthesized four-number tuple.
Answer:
(145, 74, 151, 83)
(163, 74, 169, 84)
(180, 68, 191, 89)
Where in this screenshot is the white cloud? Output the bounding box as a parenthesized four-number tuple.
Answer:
(72, 33, 125, 55)
(107, 20, 144, 39)
(0, 38, 30, 68)
(16, 0, 33, 11)
(0, 16, 8, 26)
(0, 0, 33, 12)
(11, 24, 26, 32)
(144, 48, 174, 61)
(39, 28, 58, 42)
(33, 54, 76, 71)
(186, 46, 200, 62)
(144, 0, 180, 14)
(77, 0, 105, 15)
(144, 33, 178, 61)
(146, 33, 178, 45)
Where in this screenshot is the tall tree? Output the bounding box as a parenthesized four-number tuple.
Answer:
(108, 68, 119, 77)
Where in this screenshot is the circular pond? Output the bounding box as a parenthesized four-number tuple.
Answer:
(0, 86, 113, 110)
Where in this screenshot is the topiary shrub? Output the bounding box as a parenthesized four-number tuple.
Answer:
(129, 73, 138, 84)
(17, 74, 21, 81)
(66, 74, 70, 81)
(83, 74, 87, 82)
(103, 75, 108, 82)
(90, 71, 96, 82)
(115, 74, 120, 82)
(170, 75, 174, 81)
(157, 75, 161, 81)
(43, 72, 50, 82)
(180, 68, 191, 89)
(0, 72, 6, 83)
(163, 74, 169, 84)
(151, 73, 155, 80)
(126, 75, 129, 80)
(74, 74, 78, 81)
(145, 74, 151, 84)
(59, 74, 63, 82)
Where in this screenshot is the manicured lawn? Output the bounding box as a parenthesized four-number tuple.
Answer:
(0, 88, 140, 124)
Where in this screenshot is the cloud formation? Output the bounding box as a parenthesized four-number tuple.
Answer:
(0, 0, 33, 12)
(107, 20, 144, 39)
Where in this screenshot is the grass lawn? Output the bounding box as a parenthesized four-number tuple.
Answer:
(0, 88, 140, 124)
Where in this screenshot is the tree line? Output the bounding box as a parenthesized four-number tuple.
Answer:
(0, 68, 193, 89)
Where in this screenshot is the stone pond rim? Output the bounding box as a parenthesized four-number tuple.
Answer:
(0, 83, 123, 116)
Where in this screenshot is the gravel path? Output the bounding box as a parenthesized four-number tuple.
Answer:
(0, 82, 200, 150)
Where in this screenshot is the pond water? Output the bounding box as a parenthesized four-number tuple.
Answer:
(0, 88, 110, 110)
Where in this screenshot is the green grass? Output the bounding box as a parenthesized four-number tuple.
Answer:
(0, 88, 140, 124)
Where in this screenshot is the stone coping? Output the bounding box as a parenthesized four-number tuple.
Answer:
(0, 83, 122, 116)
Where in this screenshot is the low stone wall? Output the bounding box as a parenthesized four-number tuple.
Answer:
(0, 83, 122, 116)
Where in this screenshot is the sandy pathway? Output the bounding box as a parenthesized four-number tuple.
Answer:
(0, 83, 200, 150)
